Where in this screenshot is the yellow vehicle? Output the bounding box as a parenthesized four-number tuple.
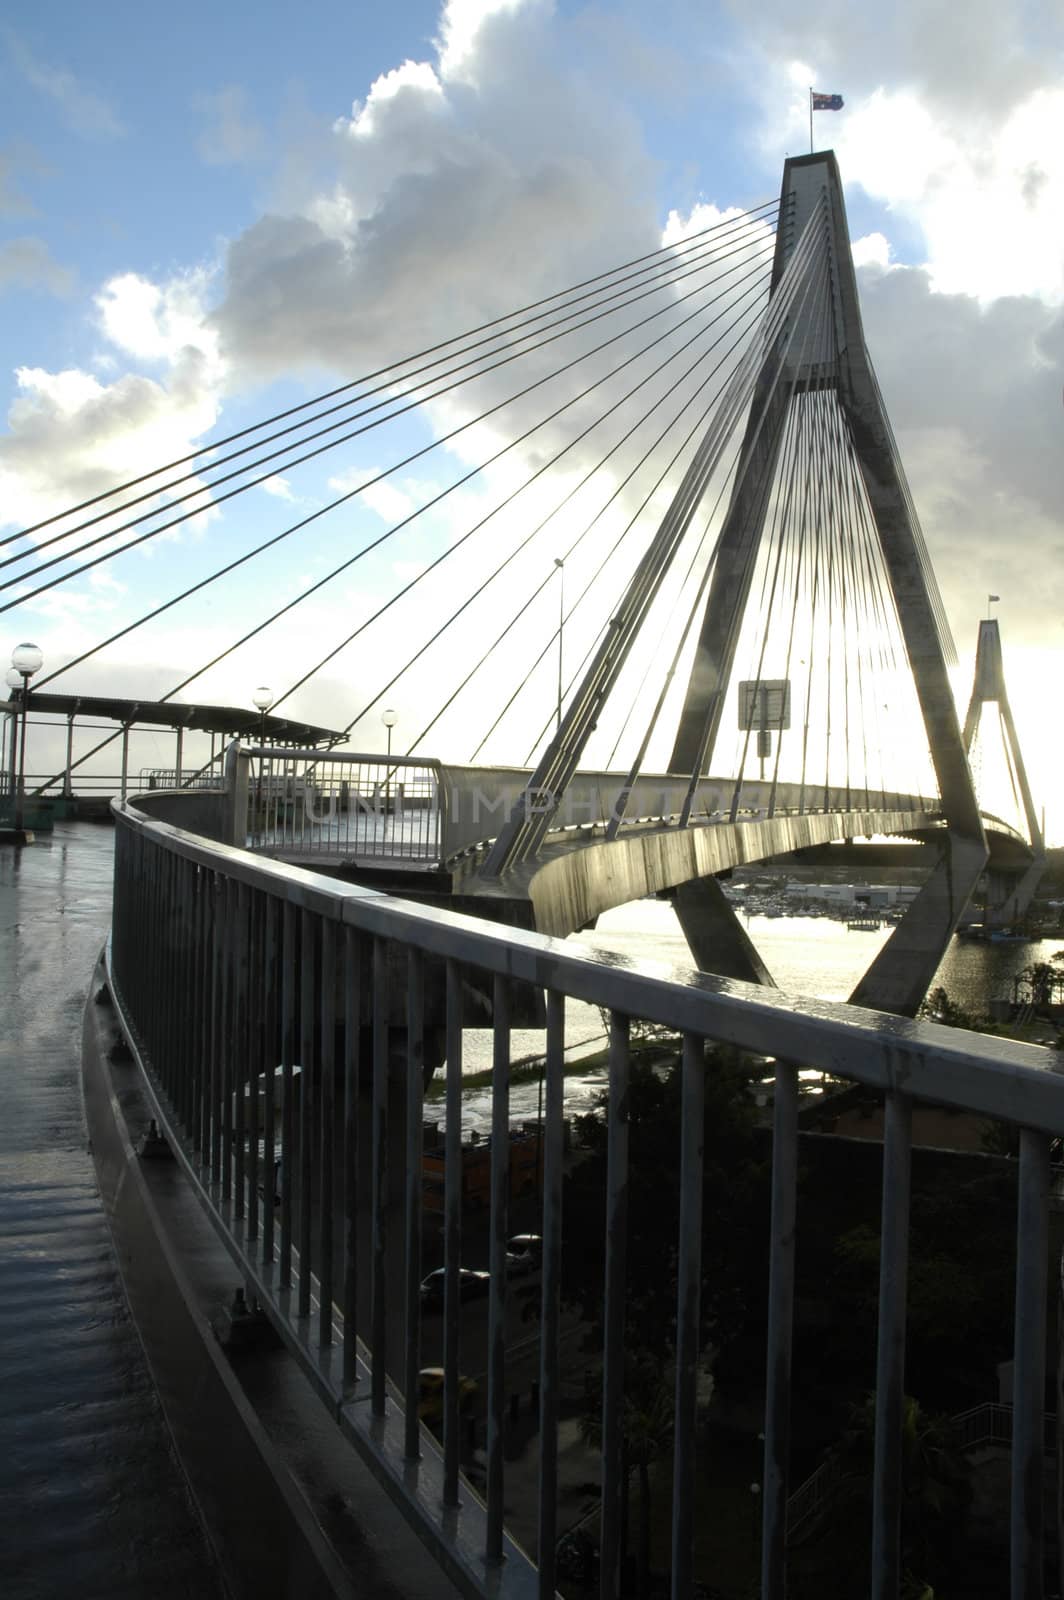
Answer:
(417, 1367, 478, 1425)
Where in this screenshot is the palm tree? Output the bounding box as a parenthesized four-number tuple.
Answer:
(579, 1347, 675, 1598)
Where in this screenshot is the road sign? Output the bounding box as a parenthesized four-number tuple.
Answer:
(738, 679, 791, 731)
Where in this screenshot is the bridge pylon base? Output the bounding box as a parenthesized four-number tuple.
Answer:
(849, 832, 987, 1017)
(671, 876, 776, 987)
(985, 859, 1047, 931)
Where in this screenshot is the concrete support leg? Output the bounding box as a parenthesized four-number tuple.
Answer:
(671, 875, 776, 986)
(849, 834, 986, 1016)
(986, 859, 1046, 930)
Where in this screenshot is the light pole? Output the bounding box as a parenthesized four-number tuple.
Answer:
(252, 686, 274, 841)
(381, 708, 397, 843)
(252, 684, 274, 746)
(553, 558, 564, 733)
(11, 642, 43, 836)
(4, 667, 20, 812)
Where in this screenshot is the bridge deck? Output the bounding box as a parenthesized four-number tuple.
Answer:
(0, 825, 224, 1600)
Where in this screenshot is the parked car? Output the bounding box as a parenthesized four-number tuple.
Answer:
(507, 1233, 543, 1271)
(505, 1248, 538, 1278)
(419, 1267, 491, 1307)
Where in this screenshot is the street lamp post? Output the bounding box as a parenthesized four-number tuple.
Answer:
(11, 643, 43, 836)
(252, 686, 274, 842)
(553, 557, 565, 733)
(381, 708, 397, 845)
(4, 667, 21, 811)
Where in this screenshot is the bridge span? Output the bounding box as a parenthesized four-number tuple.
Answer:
(4, 141, 1056, 1600)
(205, 743, 1031, 1014)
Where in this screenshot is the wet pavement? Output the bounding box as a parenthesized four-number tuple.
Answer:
(0, 822, 224, 1600)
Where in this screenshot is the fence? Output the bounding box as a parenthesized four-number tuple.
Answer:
(140, 767, 227, 792)
(108, 791, 1062, 1600)
(241, 747, 442, 862)
(787, 1402, 1057, 1544)
(234, 743, 952, 869)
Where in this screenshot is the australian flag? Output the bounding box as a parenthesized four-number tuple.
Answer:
(812, 92, 844, 111)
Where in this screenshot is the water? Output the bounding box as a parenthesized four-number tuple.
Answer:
(454, 898, 1063, 1129)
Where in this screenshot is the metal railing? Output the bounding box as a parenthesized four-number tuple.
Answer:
(951, 1401, 1056, 1457)
(786, 1451, 844, 1540)
(242, 747, 442, 862)
(108, 791, 1062, 1600)
(233, 743, 947, 868)
(787, 1402, 1057, 1543)
(231, 743, 1027, 871)
(139, 767, 226, 791)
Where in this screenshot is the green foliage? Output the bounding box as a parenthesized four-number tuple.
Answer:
(562, 1046, 767, 1358)
(1017, 960, 1064, 1006)
(827, 1168, 1016, 1412)
(791, 1394, 969, 1598)
(918, 986, 980, 1030)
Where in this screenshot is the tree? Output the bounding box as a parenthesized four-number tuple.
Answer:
(791, 1394, 970, 1598)
(561, 1046, 769, 1592)
(579, 1349, 674, 1599)
(562, 1045, 766, 1358)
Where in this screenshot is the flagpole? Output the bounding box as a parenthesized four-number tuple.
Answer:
(809, 87, 813, 153)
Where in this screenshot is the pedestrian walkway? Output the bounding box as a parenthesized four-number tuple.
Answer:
(0, 823, 224, 1600)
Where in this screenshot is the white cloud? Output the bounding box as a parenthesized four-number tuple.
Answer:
(196, 86, 265, 166)
(0, 354, 221, 540)
(834, 86, 1064, 302)
(851, 232, 890, 272)
(4, 29, 125, 140)
(89, 566, 127, 595)
(436, 0, 530, 79)
(0, 148, 39, 218)
(0, 236, 74, 297)
(213, 0, 659, 385)
(742, 4, 1064, 304)
(325, 465, 409, 523)
(96, 269, 222, 376)
(0, 261, 228, 555)
(261, 474, 295, 501)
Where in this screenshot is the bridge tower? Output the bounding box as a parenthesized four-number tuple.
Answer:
(672, 151, 988, 1014)
(962, 617, 1045, 927)
(481, 150, 988, 1015)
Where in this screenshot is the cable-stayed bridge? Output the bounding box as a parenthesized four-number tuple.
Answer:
(3, 152, 1056, 1599)
(5, 152, 1041, 1011)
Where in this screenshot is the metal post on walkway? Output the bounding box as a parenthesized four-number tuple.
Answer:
(175, 725, 183, 787)
(11, 643, 43, 835)
(1012, 1128, 1050, 1599)
(63, 714, 75, 799)
(120, 724, 130, 800)
(3, 688, 16, 806)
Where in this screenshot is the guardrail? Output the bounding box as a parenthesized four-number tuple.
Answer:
(241, 747, 442, 862)
(140, 767, 226, 791)
(787, 1402, 1057, 1543)
(233, 743, 950, 868)
(109, 790, 1060, 1600)
(950, 1401, 1056, 1456)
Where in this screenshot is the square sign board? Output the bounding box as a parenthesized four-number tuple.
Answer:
(738, 679, 791, 731)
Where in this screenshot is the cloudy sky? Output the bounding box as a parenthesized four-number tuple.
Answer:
(1, 0, 1062, 835)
